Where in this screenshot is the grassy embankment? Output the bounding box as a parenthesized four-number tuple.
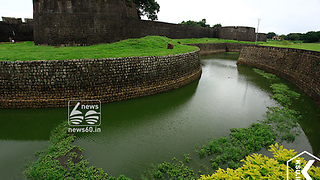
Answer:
(0, 36, 198, 61)
(260, 39, 320, 52)
(177, 38, 320, 52)
(1, 36, 319, 62)
(6, 36, 318, 179)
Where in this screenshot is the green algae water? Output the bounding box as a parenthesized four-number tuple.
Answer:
(0, 52, 319, 179)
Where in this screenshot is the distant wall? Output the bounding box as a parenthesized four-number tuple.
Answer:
(238, 46, 320, 108)
(258, 33, 267, 42)
(31, 0, 266, 46)
(0, 17, 33, 42)
(33, 0, 140, 45)
(140, 20, 218, 39)
(218, 26, 255, 42)
(1, 1, 267, 44)
(187, 43, 254, 55)
(0, 50, 201, 108)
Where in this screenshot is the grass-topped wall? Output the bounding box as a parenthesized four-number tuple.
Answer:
(0, 50, 201, 108)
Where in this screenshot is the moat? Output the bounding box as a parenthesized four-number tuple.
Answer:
(0, 52, 319, 179)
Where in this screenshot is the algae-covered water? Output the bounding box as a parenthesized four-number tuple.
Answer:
(0, 52, 319, 179)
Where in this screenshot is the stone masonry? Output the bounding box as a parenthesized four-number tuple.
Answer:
(0, 50, 202, 108)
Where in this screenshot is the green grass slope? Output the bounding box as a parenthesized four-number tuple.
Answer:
(0, 36, 198, 61)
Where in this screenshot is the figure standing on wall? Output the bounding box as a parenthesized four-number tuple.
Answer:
(11, 31, 16, 43)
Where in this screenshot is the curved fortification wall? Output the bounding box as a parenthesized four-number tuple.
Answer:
(237, 46, 320, 108)
(0, 50, 202, 108)
(187, 43, 254, 55)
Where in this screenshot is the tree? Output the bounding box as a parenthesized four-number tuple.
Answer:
(287, 33, 299, 41)
(279, 34, 288, 40)
(180, 19, 210, 27)
(199, 19, 210, 28)
(304, 31, 320, 43)
(267, 32, 277, 39)
(132, 0, 160, 21)
(213, 23, 222, 28)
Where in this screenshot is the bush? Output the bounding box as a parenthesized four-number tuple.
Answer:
(199, 143, 320, 180)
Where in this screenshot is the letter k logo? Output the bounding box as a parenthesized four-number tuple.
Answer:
(301, 160, 314, 180)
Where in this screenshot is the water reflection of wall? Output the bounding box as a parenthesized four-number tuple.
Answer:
(237, 57, 320, 157)
(238, 46, 320, 109)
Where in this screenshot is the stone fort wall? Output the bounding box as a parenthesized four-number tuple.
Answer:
(1, 43, 319, 109)
(33, 0, 140, 45)
(30, 0, 266, 46)
(0, 0, 267, 44)
(0, 50, 202, 108)
(186, 43, 255, 55)
(0, 17, 33, 42)
(237, 46, 320, 108)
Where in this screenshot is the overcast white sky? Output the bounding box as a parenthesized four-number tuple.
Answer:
(0, 0, 319, 35)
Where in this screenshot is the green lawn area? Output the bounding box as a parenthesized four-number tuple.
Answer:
(178, 38, 320, 52)
(259, 39, 320, 52)
(1, 36, 319, 62)
(0, 36, 198, 61)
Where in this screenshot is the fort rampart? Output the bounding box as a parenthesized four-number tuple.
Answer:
(1, 0, 267, 45)
(0, 50, 202, 108)
(0, 17, 33, 42)
(187, 43, 255, 55)
(29, 0, 266, 46)
(1, 43, 319, 109)
(237, 46, 320, 108)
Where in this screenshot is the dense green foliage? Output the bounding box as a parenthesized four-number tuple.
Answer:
(179, 19, 210, 28)
(286, 31, 320, 43)
(143, 68, 304, 179)
(131, 0, 160, 20)
(267, 32, 277, 39)
(195, 68, 302, 170)
(212, 24, 222, 28)
(261, 39, 320, 52)
(142, 161, 196, 180)
(267, 31, 320, 43)
(200, 143, 320, 180)
(0, 36, 198, 61)
(24, 122, 130, 180)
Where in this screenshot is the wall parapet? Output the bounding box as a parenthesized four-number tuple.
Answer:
(237, 46, 320, 108)
(186, 43, 255, 55)
(0, 17, 33, 42)
(0, 50, 202, 108)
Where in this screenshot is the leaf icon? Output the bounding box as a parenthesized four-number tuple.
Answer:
(70, 102, 83, 125)
(85, 110, 100, 125)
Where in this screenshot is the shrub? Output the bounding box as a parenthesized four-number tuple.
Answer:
(199, 143, 320, 180)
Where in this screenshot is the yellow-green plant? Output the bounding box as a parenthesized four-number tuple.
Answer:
(199, 143, 320, 180)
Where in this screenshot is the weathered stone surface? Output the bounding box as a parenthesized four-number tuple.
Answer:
(0, 50, 202, 108)
(186, 43, 255, 55)
(31, 0, 266, 46)
(237, 46, 320, 109)
(0, 17, 33, 42)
